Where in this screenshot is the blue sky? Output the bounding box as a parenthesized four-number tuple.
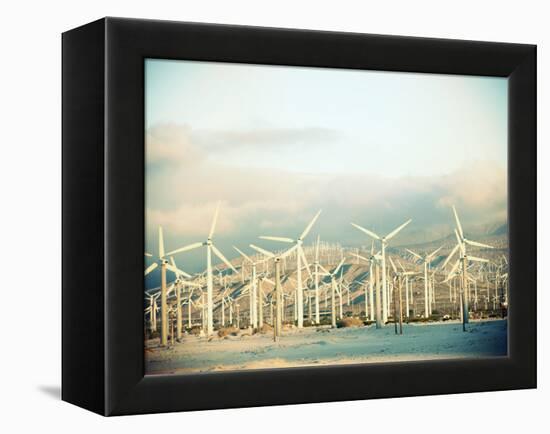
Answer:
(144, 58, 507, 275)
(146, 59, 507, 177)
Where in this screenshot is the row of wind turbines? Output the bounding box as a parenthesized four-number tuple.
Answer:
(145, 204, 506, 346)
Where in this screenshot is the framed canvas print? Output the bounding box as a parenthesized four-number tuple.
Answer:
(62, 17, 536, 416)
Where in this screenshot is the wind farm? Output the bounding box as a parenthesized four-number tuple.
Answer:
(144, 58, 508, 375)
(144, 203, 508, 375)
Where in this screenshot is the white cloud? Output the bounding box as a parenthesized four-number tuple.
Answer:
(145, 123, 507, 249)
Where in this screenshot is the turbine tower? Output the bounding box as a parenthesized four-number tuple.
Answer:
(351, 219, 412, 323)
(259, 210, 321, 328)
(144, 226, 186, 346)
(442, 206, 493, 330)
(313, 236, 322, 324)
(405, 246, 443, 318)
(250, 243, 298, 340)
(351, 243, 380, 322)
(233, 246, 266, 329)
(318, 258, 346, 328)
(167, 203, 237, 336)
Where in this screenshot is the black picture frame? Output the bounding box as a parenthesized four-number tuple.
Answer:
(62, 17, 536, 416)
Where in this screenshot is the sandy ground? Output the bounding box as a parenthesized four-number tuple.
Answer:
(145, 319, 507, 375)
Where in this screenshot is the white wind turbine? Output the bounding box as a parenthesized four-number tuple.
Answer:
(318, 257, 346, 328)
(168, 257, 202, 341)
(312, 235, 323, 324)
(442, 206, 493, 329)
(144, 226, 188, 346)
(388, 256, 420, 331)
(351, 219, 412, 324)
(395, 258, 419, 319)
(405, 246, 443, 318)
(259, 210, 321, 328)
(166, 203, 237, 336)
(351, 242, 379, 321)
(233, 246, 267, 329)
(145, 291, 160, 334)
(250, 243, 299, 340)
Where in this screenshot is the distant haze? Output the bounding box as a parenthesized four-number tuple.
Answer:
(145, 59, 507, 277)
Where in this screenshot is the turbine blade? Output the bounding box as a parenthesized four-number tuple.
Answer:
(233, 246, 252, 263)
(144, 252, 153, 257)
(333, 258, 346, 276)
(428, 245, 443, 259)
(211, 244, 237, 273)
(452, 206, 464, 239)
(454, 229, 466, 255)
(464, 239, 494, 249)
(396, 259, 406, 272)
(166, 242, 204, 256)
(158, 226, 165, 258)
(351, 223, 381, 240)
(299, 246, 313, 280)
(449, 259, 460, 276)
(385, 219, 412, 240)
(280, 244, 299, 259)
(319, 264, 331, 275)
(442, 243, 460, 269)
(388, 256, 398, 274)
(351, 252, 370, 262)
(259, 236, 295, 243)
(166, 263, 191, 278)
(468, 256, 489, 263)
(300, 209, 322, 240)
(208, 202, 220, 239)
(250, 244, 275, 258)
(144, 262, 158, 276)
(406, 248, 423, 261)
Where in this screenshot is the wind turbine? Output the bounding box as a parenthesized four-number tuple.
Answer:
(312, 235, 323, 324)
(405, 246, 443, 318)
(318, 258, 346, 328)
(166, 203, 237, 336)
(233, 246, 267, 330)
(250, 243, 298, 341)
(351, 219, 412, 324)
(168, 257, 202, 341)
(389, 256, 420, 333)
(259, 210, 321, 328)
(351, 242, 379, 321)
(395, 258, 419, 320)
(442, 206, 493, 330)
(144, 226, 188, 346)
(145, 291, 160, 334)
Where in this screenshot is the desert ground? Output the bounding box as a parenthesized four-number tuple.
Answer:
(145, 318, 507, 375)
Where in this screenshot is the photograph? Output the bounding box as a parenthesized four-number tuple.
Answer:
(143, 59, 509, 375)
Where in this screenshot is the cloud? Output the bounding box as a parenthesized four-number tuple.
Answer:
(436, 161, 507, 221)
(193, 126, 343, 151)
(145, 123, 507, 255)
(145, 123, 204, 170)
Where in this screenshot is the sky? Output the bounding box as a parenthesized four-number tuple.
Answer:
(144, 58, 508, 276)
